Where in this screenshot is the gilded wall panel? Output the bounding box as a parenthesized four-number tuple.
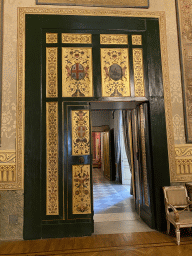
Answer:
(100, 34, 128, 45)
(132, 35, 142, 45)
(173, 114, 185, 144)
(46, 47, 58, 98)
(174, 144, 192, 181)
(140, 105, 149, 207)
(62, 33, 92, 44)
(72, 165, 91, 214)
(101, 48, 130, 97)
(176, 0, 192, 142)
(46, 33, 58, 44)
(72, 110, 90, 155)
(133, 48, 145, 97)
(0, 165, 16, 182)
(0, 151, 16, 189)
(62, 47, 93, 97)
(46, 102, 59, 215)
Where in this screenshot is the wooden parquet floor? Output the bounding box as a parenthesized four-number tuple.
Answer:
(1, 231, 192, 256)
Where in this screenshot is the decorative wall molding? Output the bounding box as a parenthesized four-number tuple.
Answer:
(16, 7, 176, 189)
(175, 144, 192, 181)
(0, 151, 16, 163)
(0, 0, 4, 146)
(36, 0, 149, 9)
(176, 0, 192, 142)
(0, 151, 16, 189)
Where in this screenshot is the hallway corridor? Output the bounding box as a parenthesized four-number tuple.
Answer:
(93, 168, 153, 234)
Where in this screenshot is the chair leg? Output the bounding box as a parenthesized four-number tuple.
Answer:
(167, 220, 170, 234)
(176, 227, 180, 245)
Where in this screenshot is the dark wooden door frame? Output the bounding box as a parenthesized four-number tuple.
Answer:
(24, 14, 170, 240)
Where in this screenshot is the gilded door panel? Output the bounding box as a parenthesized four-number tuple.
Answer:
(133, 48, 145, 97)
(101, 48, 130, 97)
(71, 110, 90, 156)
(62, 33, 92, 44)
(72, 164, 91, 214)
(46, 47, 58, 98)
(46, 102, 59, 215)
(62, 47, 93, 97)
(65, 102, 93, 220)
(100, 34, 128, 45)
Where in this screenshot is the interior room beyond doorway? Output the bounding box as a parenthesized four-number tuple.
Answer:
(91, 108, 153, 234)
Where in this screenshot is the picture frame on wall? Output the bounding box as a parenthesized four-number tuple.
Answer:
(36, 0, 149, 8)
(176, 0, 192, 143)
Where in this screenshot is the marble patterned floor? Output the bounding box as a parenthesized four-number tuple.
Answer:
(93, 168, 153, 234)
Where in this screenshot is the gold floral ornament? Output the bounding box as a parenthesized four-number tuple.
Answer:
(62, 33, 92, 44)
(72, 110, 90, 156)
(132, 35, 142, 45)
(46, 33, 58, 44)
(46, 102, 59, 215)
(101, 48, 130, 97)
(133, 48, 145, 97)
(72, 165, 91, 214)
(100, 34, 128, 45)
(62, 47, 93, 97)
(46, 48, 58, 98)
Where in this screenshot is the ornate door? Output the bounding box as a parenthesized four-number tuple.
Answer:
(136, 102, 154, 227)
(64, 102, 93, 233)
(24, 14, 169, 239)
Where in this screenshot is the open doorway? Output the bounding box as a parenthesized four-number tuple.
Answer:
(91, 105, 153, 234)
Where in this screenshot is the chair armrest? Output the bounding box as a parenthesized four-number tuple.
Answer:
(168, 203, 179, 222)
(187, 198, 192, 205)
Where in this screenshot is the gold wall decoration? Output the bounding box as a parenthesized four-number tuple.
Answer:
(174, 144, 192, 181)
(0, 151, 16, 189)
(46, 47, 58, 98)
(72, 164, 91, 214)
(62, 33, 92, 44)
(133, 48, 145, 97)
(0, 165, 16, 182)
(101, 48, 130, 97)
(36, 0, 149, 8)
(18, 8, 175, 189)
(62, 47, 93, 97)
(0, 151, 16, 164)
(46, 33, 58, 44)
(176, 0, 192, 142)
(140, 105, 149, 207)
(132, 35, 142, 45)
(100, 34, 128, 45)
(72, 110, 90, 155)
(46, 102, 59, 215)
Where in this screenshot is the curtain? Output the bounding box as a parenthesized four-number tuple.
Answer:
(122, 110, 133, 194)
(114, 111, 122, 182)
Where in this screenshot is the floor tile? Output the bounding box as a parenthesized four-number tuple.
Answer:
(93, 168, 154, 234)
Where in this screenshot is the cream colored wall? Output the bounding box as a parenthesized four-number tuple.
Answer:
(0, 0, 185, 240)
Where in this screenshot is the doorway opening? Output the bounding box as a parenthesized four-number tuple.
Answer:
(90, 102, 153, 234)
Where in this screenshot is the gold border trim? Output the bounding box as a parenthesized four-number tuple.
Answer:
(174, 144, 192, 181)
(0, 151, 16, 189)
(15, 7, 176, 191)
(36, 0, 149, 8)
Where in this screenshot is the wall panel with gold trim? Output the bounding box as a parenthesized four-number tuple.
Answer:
(101, 48, 130, 97)
(62, 47, 93, 97)
(72, 165, 91, 214)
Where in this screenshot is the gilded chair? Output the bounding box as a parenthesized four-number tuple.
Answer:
(163, 186, 192, 245)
